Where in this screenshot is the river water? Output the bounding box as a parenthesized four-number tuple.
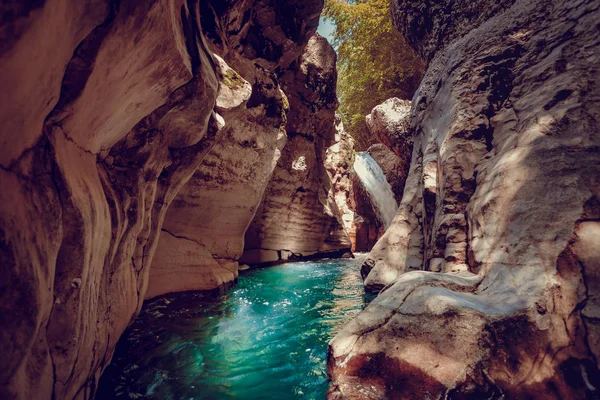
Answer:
(98, 258, 373, 399)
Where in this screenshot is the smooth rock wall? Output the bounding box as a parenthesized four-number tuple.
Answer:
(1, 2, 219, 398)
(149, 5, 335, 295)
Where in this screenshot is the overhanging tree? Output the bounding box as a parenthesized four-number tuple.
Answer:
(323, 0, 424, 150)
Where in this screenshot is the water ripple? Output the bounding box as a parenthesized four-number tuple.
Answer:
(98, 259, 372, 399)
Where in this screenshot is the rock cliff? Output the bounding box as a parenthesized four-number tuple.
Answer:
(148, 0, 329, 297)
(326, 116, 357, 245)
(0, 0, 326, 398)
(242, 34, 351, 264)
(329, 0, 600, 398)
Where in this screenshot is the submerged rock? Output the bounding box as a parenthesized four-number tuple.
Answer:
(330, 0, 600, 398)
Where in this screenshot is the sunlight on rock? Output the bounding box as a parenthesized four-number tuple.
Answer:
(292, 155, 307, 171)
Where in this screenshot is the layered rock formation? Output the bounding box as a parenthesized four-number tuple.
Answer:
(326, 116, 357, 243)
(0, 0, 326, 398)
(242, 34, 351, 265)
(329, 0, 600, 398)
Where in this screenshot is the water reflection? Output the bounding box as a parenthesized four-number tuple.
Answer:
(98, 259, 371, 400)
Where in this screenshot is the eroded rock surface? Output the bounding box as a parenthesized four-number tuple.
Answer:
(365, 98, 412, 165)
(147, 3, 327, 296)
(0, 0, 324, 398)
(329, 0, 600, 398)
(326, 115, 357, 244)
(242, 34, 351, 264)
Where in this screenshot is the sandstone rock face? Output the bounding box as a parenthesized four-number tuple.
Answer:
(1, 2, 220, 398)
(147, 3, 326, 297)
(326, 116, 356, 241)
(0, 0, 323, 398)
(145, 53, 255, 299)
(242, 34, 351, 264)
(329, 0, 600, 398)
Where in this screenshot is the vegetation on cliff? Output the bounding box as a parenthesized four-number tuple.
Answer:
(323, 0, 424, 149)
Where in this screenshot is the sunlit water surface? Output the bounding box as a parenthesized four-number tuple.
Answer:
(98, 258, 373, 399)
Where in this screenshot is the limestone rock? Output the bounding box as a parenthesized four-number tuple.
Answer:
(213, 54, 252, 112)
(330, 0, 600, 398)
(242, 34, 351, 264)
(0, 2, 220, 398)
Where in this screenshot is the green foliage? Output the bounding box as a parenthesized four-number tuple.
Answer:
(323, 0, 424, 150)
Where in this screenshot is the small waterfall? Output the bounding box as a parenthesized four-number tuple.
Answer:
(353, 152, 399, 228)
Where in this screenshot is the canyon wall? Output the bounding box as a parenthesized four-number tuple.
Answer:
(241, 34, 351, 265)
(329, 0, 600, 398)
(0, 0, 327, 398)
(326, 116, 357, 246)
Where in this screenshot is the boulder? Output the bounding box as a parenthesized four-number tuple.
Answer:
(365, 97, 412, 163)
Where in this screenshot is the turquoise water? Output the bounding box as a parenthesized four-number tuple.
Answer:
(98, 258, 372, 399)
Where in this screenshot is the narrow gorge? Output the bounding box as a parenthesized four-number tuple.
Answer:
(0, 0, 598, 399)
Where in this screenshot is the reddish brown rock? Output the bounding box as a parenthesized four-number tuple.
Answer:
(330, 0, 600, 398)
(326, 115, 356, 245)
(149, 6, 329, 296)
(0, 1, 325, 399)
(1, 2, 220, 398)
(242, 34, 351, 264)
